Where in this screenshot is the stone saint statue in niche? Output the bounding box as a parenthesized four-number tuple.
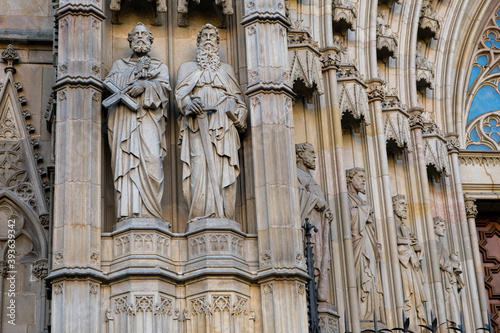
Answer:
(103, 22, 170, 220)
(393, 194, 428, 327)
(296, 142, 333, 302)
(434, 216, 464, 327)
(175, 23, 247, 222)
(346, 167, 384, 322)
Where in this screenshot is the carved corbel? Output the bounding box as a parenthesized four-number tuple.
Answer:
(332, 0, 357, 35)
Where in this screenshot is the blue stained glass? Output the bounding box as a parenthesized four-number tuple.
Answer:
(497, 8, 500, 16)
(492, 126, 498, 133)
(477, 55, 488, 65)
(470, 128, 480, 141)
(497, 19, 500, 27)
(467, 85, 500, 123)
(491, 66, 500, 74)
(467, 144, 492, 150)
(492, 133, 500, 142)
(490, 118, 498, 126)
(484, 125, 492, 133)
(469, 66, 481, 90)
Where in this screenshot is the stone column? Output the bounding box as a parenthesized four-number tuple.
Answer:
(366, 79, 405, 326)
(464, 197, 489, 325)
(321, 51, 360, 332)
(408, 108, 446, 324)
(49, 1, 104, 332)
(242, 1, 308, 332)
(446, 135, 483, 328)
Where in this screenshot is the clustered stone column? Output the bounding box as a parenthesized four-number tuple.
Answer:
(242, 0, 308, 331)
(49, 1, 105, 332)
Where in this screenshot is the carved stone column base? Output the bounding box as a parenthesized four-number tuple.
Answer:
(318, 302, 340, 333)
(114, 217, 171, 232)
(186, 217, 241, 233)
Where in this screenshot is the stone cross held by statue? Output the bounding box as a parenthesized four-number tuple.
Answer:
(102, 79, 140, 111)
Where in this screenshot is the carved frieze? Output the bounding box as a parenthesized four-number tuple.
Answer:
(188, 232, 244, 259)
(332, 0, 357, 35)
(422, 122, 450, 176)
(113, 231, 171, 259)
(288, 21, 324, 100)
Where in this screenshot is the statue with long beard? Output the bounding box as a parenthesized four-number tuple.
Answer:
(175, 24, 247, 223)
(104, 23, 170, 220)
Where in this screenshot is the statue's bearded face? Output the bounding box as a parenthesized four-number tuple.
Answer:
(199, 28, 219, 52)
(196, 27, 221, 71)
(351, 171, 366, 195)
(130, 25, 152, 54)
(301, 147, 316, 171)
(394, 199, 408, 220)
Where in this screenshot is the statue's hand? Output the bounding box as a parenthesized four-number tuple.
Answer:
(128, 81, 146, 97)
(186, 98, 205, 116)
(233, 107, 247, 130)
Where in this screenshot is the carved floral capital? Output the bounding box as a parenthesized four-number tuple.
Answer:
(464, 198, 478, 219)
(366, 80, 385, 102)
(32, 259, 49, 279)
(409, 109, 424, 129)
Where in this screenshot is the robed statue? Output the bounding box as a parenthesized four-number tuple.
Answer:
(103, 23, 170, 220)
(434, 217, 463, 327)
(296, 142, 333, 302)
(346, 167, 383, 322)
(175, 24, 247, 222)
(393, 194, 428, 327)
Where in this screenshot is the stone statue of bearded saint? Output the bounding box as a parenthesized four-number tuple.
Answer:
(105, 23, 170, 220)
(175, 24, 247, 222)
(393, 194, 428, 328)
(296, 143, 333, 302)
(346, 167, 383, 322)
(434, 217, 463, 327)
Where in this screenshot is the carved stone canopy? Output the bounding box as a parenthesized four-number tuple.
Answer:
(378, 0, 403, 9)
(338, 73, 370, 128)
(288, 21, 324, 100)
(110, 0, 167, 26)
(383, 92, 413, 152)
(422, 122, 450, 176)
(377, 35, 398, 61)
(418, 0, 440, 41)
(177, 0, 233, 27)
(332, 1, 357, 35)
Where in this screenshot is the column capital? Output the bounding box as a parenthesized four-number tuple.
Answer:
(409, 107, 425, 129)
(464, 196, 478, 219)
(445, 133, 460, 153)
(366, 78, 386, 102)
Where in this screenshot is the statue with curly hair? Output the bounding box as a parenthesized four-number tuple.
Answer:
(104, 22, 170, 220)
(175, 24, 247, 222)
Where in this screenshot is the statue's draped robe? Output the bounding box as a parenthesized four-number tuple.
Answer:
(437, 240, 462, 326)
(175, 61, 247, 221)
(106, 56, 170, 219)
(297, 167, 331, 302)
(348, 192, 383, 321)
(396, 219, 428, 327)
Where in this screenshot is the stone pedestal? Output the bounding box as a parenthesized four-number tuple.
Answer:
(185, 217, 241, 233)
(319, 302, 340, 333)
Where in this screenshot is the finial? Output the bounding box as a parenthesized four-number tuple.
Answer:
(2, 44, 20, 73)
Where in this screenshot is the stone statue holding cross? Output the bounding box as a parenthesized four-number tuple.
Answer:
(103, 22, 170, 220)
